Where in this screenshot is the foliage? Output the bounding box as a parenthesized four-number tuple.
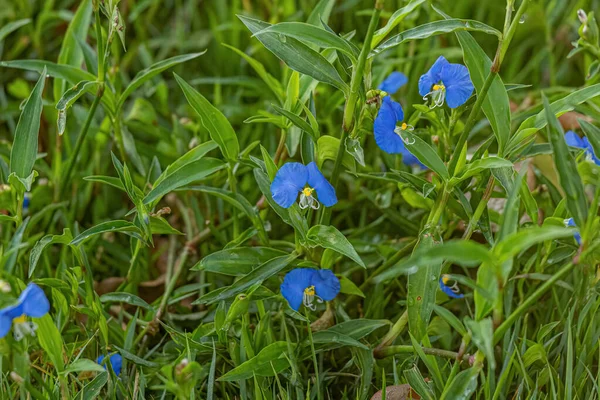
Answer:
(1, 0, 600, 398)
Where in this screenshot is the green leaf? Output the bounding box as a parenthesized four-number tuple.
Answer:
(238, 15, 348, 92)
(70, 220, 143, 246)
(306, 225, 365, 268)
(451, 157, 513, 185)
(55, 80, 99, 135)
(29, 229, 73, 278)
(222, 44, 284, 102)
(339, 276, 365, 297)
(254, 22, 357, 60)
(175, 74, 239, 161)
(373, 240, 493, 283)
(543, 94, 588, 227)
(64, 359, 106, 374)
(407, 231, 442, 341)
(37, 314, 65, 372)
(404, 366, 435, 400)
(79, 371, 108, 399)
(83, 175, 125, 190)
(465, 317, 495, 369)
(186, 185, 268, 244)
(440, 366, 479, 400)
(191, 247, 287, 276)
(117, 52, 205, 110)
(114, 346, 159, 368)
(195, 253, 298, 305)
(371, 0, 426, 47)
(433, 304, 467, 336)
(0, 19, 31, 42)
(326, 319, 389, 340)
(273, 104, 319, 142)
(100, 292, 153, 310)
(10, 66, 46, 181)
(143, 158, 226, 205)
(0, 59, 116, 113)
(218, 342, 293, 381)
(317, 136, 355, 171)
(493, 225, 575, 263)
(309, 331, 369, 350)
(398, 130, 448, 179)
(508, 84, 600, 154)
(435, 6, 511, 155)
(372, 18, 501, 57)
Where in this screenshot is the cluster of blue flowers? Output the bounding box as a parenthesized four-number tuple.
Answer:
(271, 57, 475, 311)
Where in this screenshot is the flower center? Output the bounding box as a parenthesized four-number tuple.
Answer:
(299, 187, 320, 210)
(12, 315, 38, 341)
(401, 122, 408, 130)
(303, 285, 322, 310)
(423, 83, 446, 108)
(441, 274, 450, 285)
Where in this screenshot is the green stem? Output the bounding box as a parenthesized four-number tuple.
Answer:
(320, 1, 382, 226)
(59, 85, 104, 195)
(373, 310, 408, 358)
(305, 310, 321, 400)
(493, 262, 574, 344)
(227, 165, 239, 238)
(463, 176, 495, 239)
(374, 344, 471, 361)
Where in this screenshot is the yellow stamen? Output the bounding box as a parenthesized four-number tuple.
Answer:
(304, 285, 315, 296)
(442, 275, 451, 285)
(401, 122, 408, 130)
(302, 187, 313, 197)
(13, 315, 26, 324)
(432, 84, 445, 91)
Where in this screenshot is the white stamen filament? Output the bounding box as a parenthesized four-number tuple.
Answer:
(299, 188, 320, 210)
(13, 320, 38, 341)
(303, 286, 323, 310)
(394, 127, 416, 145)
(423, 84, 446, 109)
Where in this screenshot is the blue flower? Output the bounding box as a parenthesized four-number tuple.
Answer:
(373, 96, 425, 168)
(270, 162, 337, 209)
(97, 353, 123, 375)
(565, 130, 600, 165)
(0, 283, 50, 339)
(418, 56, 474, 109)
(378, 71, 408, 95)
(280, 268, 340, 311)
(439, 275, 464, 299)
(565, 218, 582, 245)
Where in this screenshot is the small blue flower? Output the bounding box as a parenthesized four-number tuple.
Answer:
(270, 162, 337, 209)
(565, 131, 600, 165)
(418, 56, 474, 109)
(0, 283, 50, 339)
(373, 96, 425, 168)
(439, 275, 464, 299)
(565, 218, 582, 245)
(280, 268, 340, 311)
(97, 353, 123, 375)
(378, 71, 408, 95)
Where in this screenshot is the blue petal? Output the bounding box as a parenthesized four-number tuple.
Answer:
(311, 269, 340, 301)
(418, 56, 449, 96)
(306, 162, 337, 207)
(110, 354, 123, 375)
(565, 131, 585, 148)
(441, 63, 474, 108)
(378, 71, 408, 95)
(582, 137, 600, 165)
(0, 311, 12, 338)
(97, 353, 122, 375)
(20, 283, 50, 318)
(566, 218, 581, 245)
(439, 278, 464, 299)
(280, 268, 316, 311)
(270, 162, 308, 208)
(374, 97, 406, 154)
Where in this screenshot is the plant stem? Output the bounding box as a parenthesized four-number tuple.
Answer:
(306, 310, 321, 400)
(320, 0, 382, 226)
(227, 165, 239, 238)
(493, 262, 574, 344)
(463, 176, 495, 239)
(59, 85, 104, 196)
(374, 344, 471, 361)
